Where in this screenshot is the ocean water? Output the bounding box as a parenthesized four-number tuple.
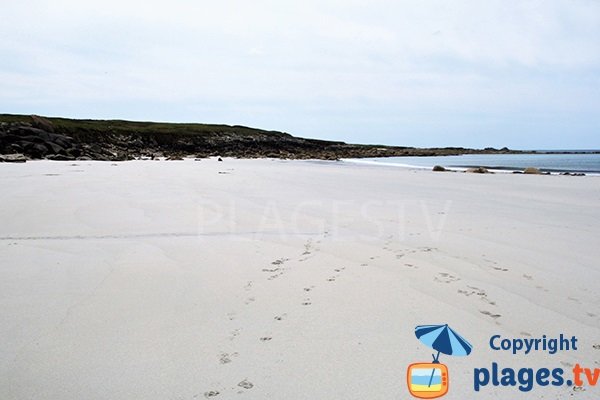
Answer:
(342, 152, 600, 174)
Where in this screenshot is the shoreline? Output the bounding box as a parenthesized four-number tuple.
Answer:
(340, 157, 600, 176)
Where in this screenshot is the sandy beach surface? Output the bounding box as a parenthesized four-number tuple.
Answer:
(1, 158, 599, 399)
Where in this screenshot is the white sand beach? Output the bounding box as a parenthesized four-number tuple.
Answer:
(1, 158, 599, 399)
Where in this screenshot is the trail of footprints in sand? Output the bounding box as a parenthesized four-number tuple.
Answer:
(205, 237, 348, 397)
(483, 256, 597, 321)
(432, 272, 504, 322)
(436, 254, 596, 323)
(433, 255, 505, 323)
(383, 242, 507, 323)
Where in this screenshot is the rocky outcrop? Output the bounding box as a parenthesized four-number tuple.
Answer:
(0, 120, 78, 160)
(0, 117, 135, 161)
(0, 114, 527, 161)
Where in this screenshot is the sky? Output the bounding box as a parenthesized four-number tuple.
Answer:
(1, 0, 599, 149)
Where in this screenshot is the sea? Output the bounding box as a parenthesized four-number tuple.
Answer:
(342, 151, 600, 175)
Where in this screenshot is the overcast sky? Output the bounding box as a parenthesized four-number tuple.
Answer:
(1, 0, 599, 149)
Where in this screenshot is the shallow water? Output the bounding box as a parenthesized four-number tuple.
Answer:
(344, 152, 600, 173)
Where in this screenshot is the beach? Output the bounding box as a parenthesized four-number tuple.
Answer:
(1, 158, 599, 399)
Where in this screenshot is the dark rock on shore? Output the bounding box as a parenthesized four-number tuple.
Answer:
(560, 172, 585, 176)
(466, 167, 492, 174)
(432, 165, 446, 171)
(0, 114, 530, 162)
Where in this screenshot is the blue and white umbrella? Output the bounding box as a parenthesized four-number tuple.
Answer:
(415, 324, 473, 387)
(415, 324, 472, 359)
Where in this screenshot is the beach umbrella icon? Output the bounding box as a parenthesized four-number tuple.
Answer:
(415, 324, 473, 387)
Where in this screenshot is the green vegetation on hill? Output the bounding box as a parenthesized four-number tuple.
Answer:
(0, 114, 519, 161)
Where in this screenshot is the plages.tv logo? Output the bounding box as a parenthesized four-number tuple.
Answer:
(407, 324, 473, 399)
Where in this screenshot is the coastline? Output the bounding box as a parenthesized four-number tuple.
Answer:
(0, 114, 529, 162)
(1, 158, 599, 399)
(341, 155, 600, 176)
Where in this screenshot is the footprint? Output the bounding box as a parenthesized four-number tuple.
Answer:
(260, 336, 272, 342)
(492, 266, 509, 272)
(268, 272, 284, 280)
(520, 331, 532, 337)
(238, 380, 254, 389)
(593, 344, 600, 350)
(522, 274, 533, 280)
(435, 273, 460, 283)
(480, 310, 501, 319)
(245, 297, 255, 305)
(229, 329, 241, 341)
(204, 391, 220, 398)
(274, 314, 287, 321)
(419, 247, 435, 253)
(302, 240, 312, 255)
(219, 352, 238, 364)
(302, 299, 312, 306)
(262, 267, 281, 273)
(458, 286, 496, 305)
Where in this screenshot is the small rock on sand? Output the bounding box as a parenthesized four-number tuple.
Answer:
(432, 165, 446, 172)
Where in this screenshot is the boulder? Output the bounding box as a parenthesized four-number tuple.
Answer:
(44, 141, 66, 155)
(10, 126, 47, 137)
(47, 154, 75, 161)
(432, 165, 446, 172)
(523, 167, 542, 175)
(0, 153, 27, 163)
(26, 143, 49, 158)
(50, 134, 74, 148)
(466, 167, 491, 174)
